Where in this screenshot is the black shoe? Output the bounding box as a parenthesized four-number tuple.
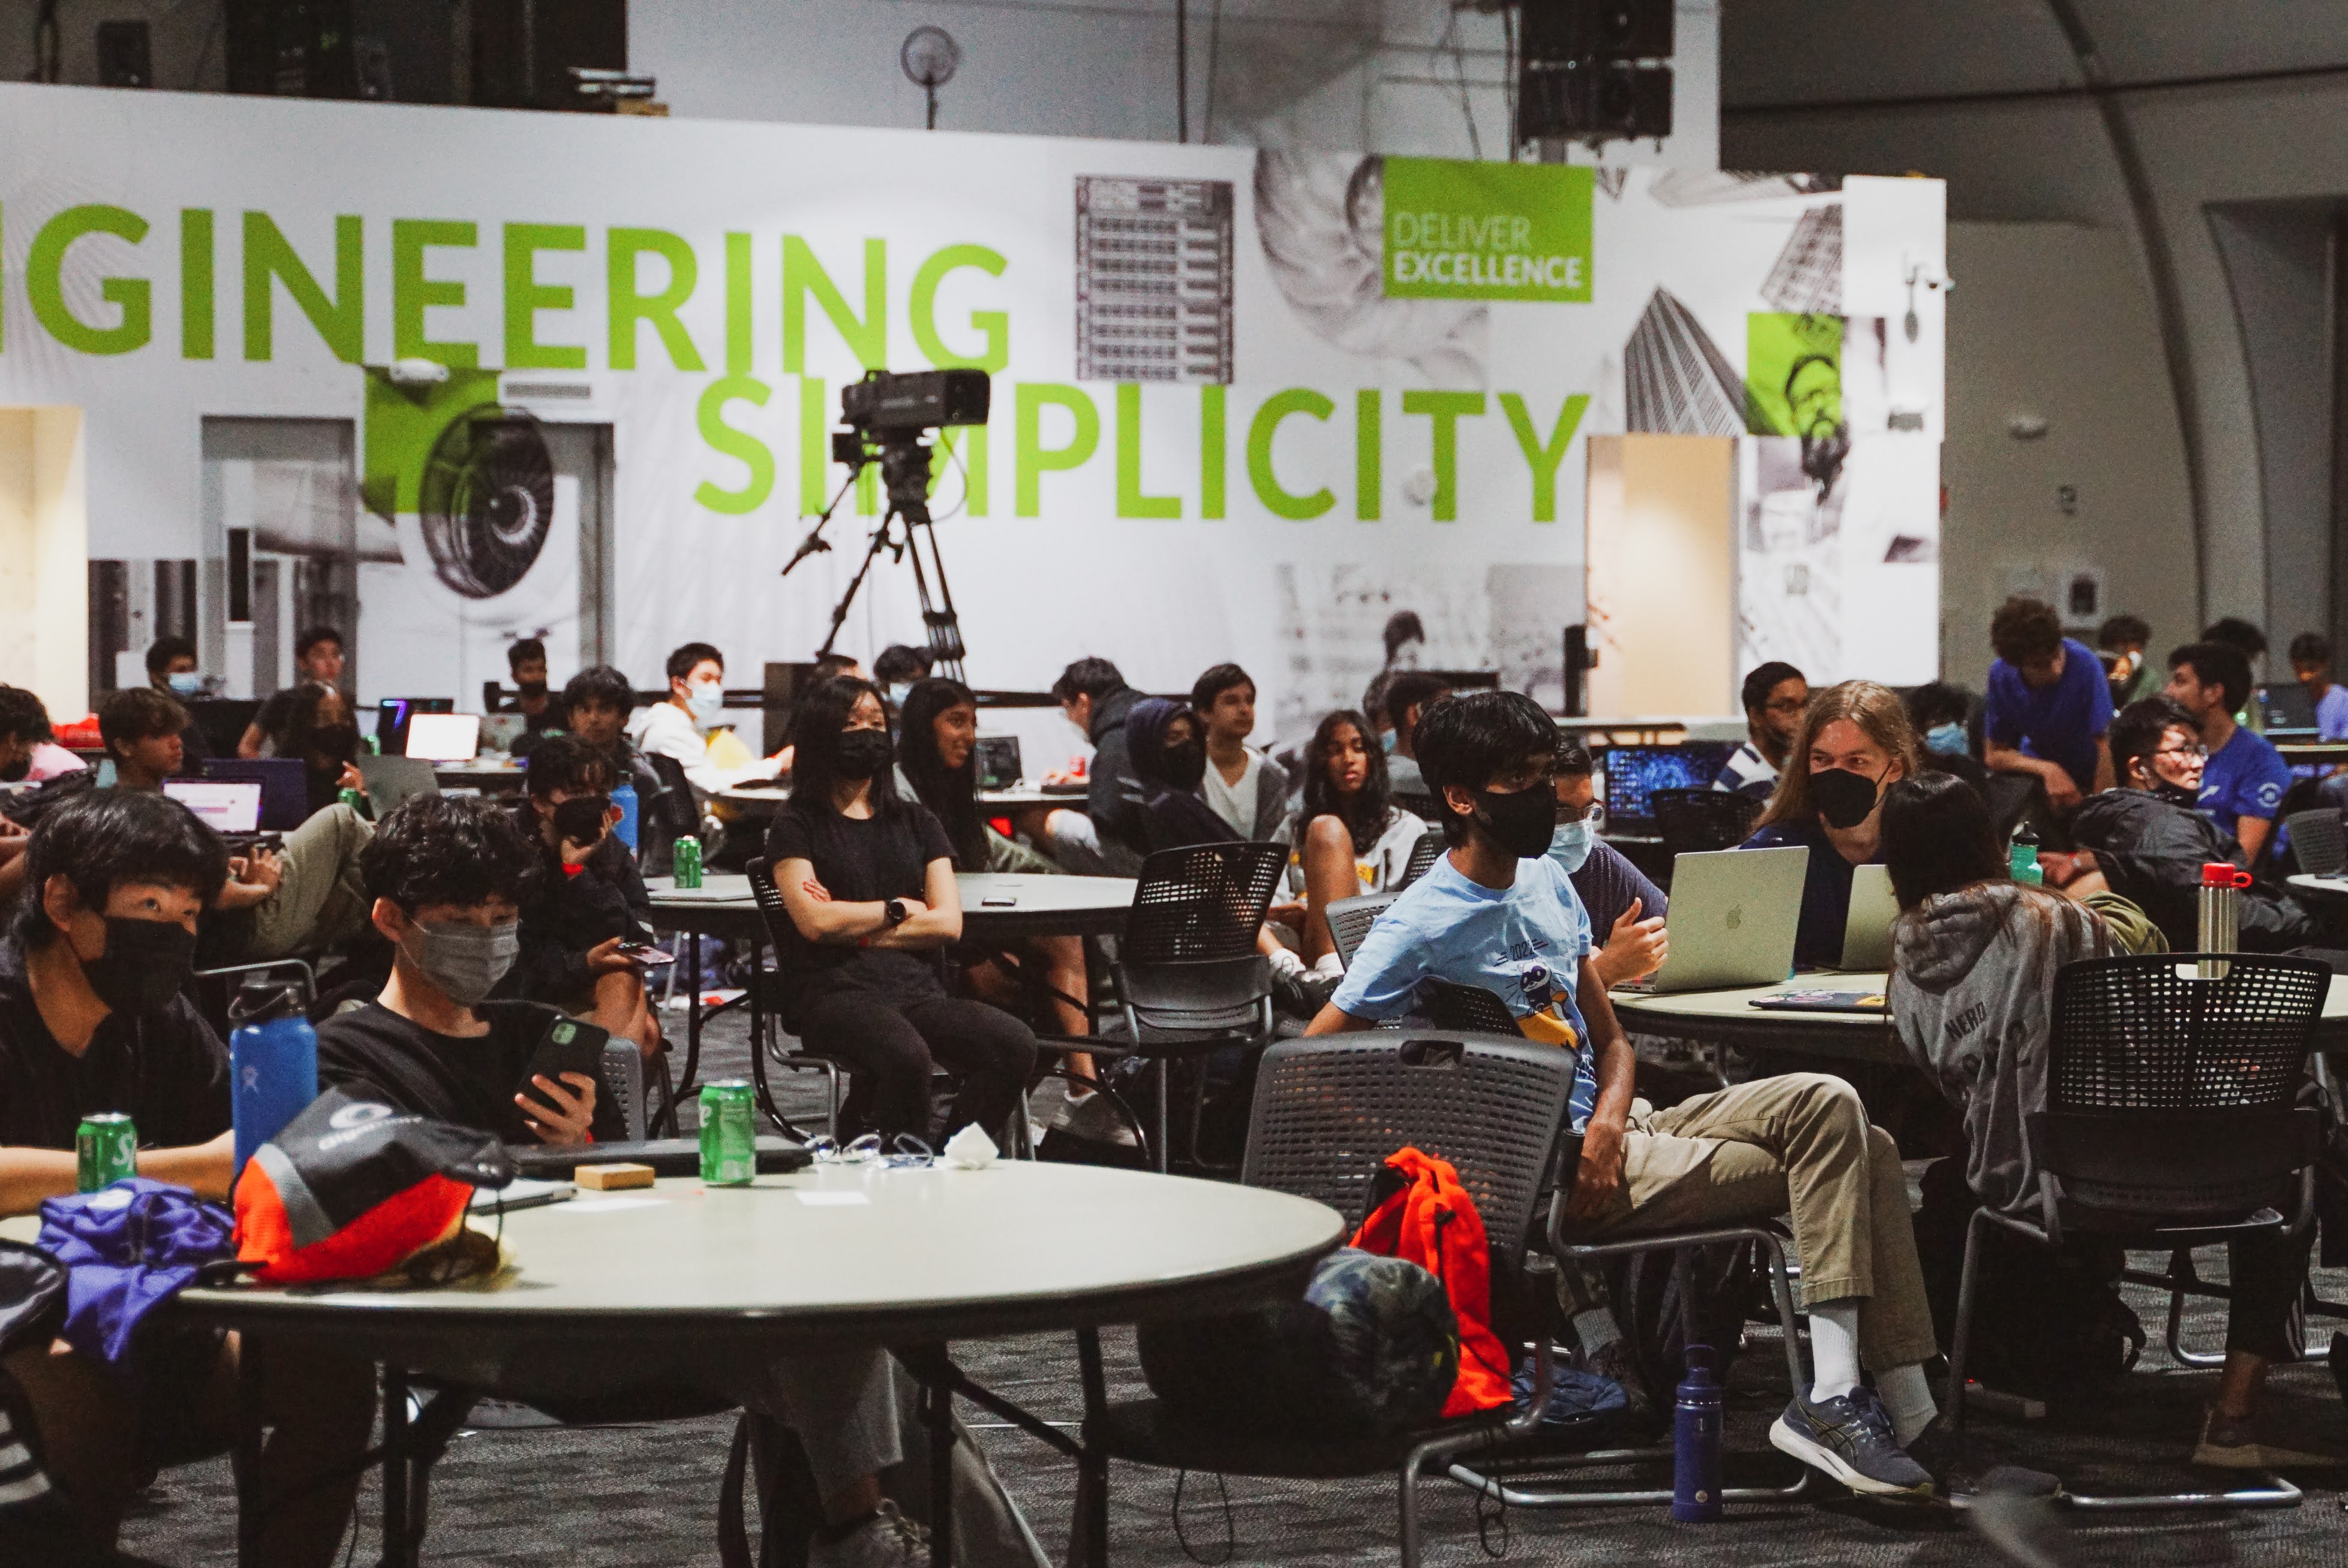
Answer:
(1769, 1386, 1932, 1498)
(1902, 1418, 2061, 1503)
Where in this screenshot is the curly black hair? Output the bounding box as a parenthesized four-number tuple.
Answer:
(360, 793, 541, 913)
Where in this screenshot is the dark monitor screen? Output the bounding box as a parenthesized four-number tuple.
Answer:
(2256, 682, 2319, 736)
(375, 696, 454, 756)
(975, 736, 1023, 791)
(1600, 743, 1735, 827)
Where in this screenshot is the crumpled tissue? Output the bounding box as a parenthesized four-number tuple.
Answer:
(940, 1124, 999, 1169)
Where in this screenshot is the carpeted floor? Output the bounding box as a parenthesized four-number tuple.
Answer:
(117, 1009, 2348, 1567)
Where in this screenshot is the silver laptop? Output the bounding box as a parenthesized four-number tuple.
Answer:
(355, 753, 441, 817)
(1836, 863, 1899, 971)
(1641, 845, 1809, 994)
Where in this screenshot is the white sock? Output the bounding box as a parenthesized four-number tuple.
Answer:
(1806, 1302, 1861, 1401)
(1312, 951, 1345, 977)
(1267, 946, 1306, 979)
(1573, 1308, 1623, 1353)
(1877, 1362, 1937, 1445)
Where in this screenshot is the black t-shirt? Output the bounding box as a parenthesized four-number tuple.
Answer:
(764, 800, 956, 1004)
(314, 1000, 626, 1146)
(0, 936, 230, 1154)
(251, 687, 302, 751)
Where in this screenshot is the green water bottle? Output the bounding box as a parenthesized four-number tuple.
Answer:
(675, 833, 704, 889)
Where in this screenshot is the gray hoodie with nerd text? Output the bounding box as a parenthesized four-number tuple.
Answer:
(1888, 881, 2116, 1217)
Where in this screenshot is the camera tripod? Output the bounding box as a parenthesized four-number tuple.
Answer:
(781, 435, 967, 682)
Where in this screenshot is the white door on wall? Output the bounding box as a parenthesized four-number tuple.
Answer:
(355, 422, 613, 709)
(200, 419, 366, 701)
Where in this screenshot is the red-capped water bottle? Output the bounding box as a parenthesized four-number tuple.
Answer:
(2199, 862, 2251, 977)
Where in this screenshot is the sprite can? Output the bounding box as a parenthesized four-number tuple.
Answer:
(699, 1081, 756, 1185)
(674, 834, 704, 889)
(338, 785, 365, 815)
(77, 1113, 137, 1193)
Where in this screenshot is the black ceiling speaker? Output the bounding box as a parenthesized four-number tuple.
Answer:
(418, 410, 555, 598)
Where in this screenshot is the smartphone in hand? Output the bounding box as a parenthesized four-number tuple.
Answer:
(524, 1015, 611, 1089)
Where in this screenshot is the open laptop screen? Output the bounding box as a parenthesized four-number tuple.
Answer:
(164, 779, 263, 835)
(1601, 743, 1734, 828)
(405, 712, 482, 762)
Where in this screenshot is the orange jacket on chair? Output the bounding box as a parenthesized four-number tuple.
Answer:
(1351, 1146, 1514, 1416)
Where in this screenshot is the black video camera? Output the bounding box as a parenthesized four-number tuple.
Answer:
(838, 368, 991, 434)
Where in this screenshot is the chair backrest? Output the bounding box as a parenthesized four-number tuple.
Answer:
(1117, 955, 1272, 1037)
(2288, 807, 2348, 877)
(1397, 828, 1446, 889)
(1421, 977, 1523, 1036)
(1324, 892, 1395, 971)
(1243, 1034, 1576, 1268)
(1649, 788, 1762, 857)
(599, 1037, 648, 1141)
(642, 751, 703, 837)
(1392, 790, 1441, 825)
(2048, 952, 2327, 1113)
(744, 857, 814, 1025)
(1123, 841, 1287, 964)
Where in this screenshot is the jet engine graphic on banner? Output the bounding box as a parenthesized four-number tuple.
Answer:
(362, 369, 555, 600)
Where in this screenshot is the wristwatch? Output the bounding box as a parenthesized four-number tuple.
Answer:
(884, 898, 910, 927)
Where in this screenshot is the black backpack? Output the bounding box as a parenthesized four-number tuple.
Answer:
(1913, 1157, 2145, 1405)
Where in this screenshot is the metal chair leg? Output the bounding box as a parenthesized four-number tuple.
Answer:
(1949, 1206, 1987, 1431)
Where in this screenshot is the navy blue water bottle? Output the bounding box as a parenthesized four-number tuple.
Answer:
(611, 780, 640, 853)
(229, 973, 318, 1178)
(1672, 1344, 1724, 1522)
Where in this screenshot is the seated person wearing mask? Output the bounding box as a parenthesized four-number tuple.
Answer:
(1027, 657, 1146, 877)
(2058, 697, 2320, 952)
(873, 643, 934, 715)
(0, 791, 371, 1565)
(1741, 682, 1919, 968)
(1983, 596, 2113, 814)
(1552, 740, 1669, 986)
(1714, 661, 1808, 799)
(318, 792, 930, 1566)
(894, 678, 1127, 1145)
(1883, 771, 2320, 1469)
(560, 663, 662, 806)
(1192, 663, 1290, 841)
(237, 624, 345, 758)
(2166, 640, 2292, 863)
(1122, 698, 1237, 854)
(1307, 691, 1976, 1500)
(0, 685, 86, 785)
(145, 635, 214, 768)
(509, 736, 660, 1057)
(1904, 681, 1992, 794)
(276, 682, 370, 818)
(627, 642, 787, 802)
(1381, 672, 1452, 801)
(499, 637, 557, 747)
(768, 678, 1038, 1146)
(1276, 709, 1426, 972)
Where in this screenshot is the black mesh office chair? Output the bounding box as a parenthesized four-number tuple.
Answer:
(1649, 788, 1763, 859)
(1075, 1033, 1571, 1568)
(1113, 841, 1287, 1172)
(1398, 827, 1447, 889)
(1947, 953, 2327, 1510)
(1324, 892, 1395, 971)
(2286, 807, 2348, 877)
(1420, 977, 1522, 1035)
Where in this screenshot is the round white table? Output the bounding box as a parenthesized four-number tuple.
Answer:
(155, 1164, 1344, 1567)
(1613, 968, 2348, 1066)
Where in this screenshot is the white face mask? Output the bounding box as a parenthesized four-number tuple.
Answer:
(1547, 818, 1595, 874)
(687, 680, 724, 724)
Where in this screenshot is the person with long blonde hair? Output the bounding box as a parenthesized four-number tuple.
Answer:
(1743, 681, 1922, 966)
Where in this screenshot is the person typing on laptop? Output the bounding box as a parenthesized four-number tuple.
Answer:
(1740, 682, 1919, 969)
(318, 790, 935, 1567)
(1306, 691, 1996, 1499)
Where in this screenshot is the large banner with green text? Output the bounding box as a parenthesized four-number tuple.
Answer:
(0, 85, 1944, 732)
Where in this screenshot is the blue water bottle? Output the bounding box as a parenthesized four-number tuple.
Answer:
(229, 973, 319, 1178)
(611, 780, 640, 853)
(1671, 1344, 1724, 1522)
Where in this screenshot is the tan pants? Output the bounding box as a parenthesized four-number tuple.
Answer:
(1576, 1072, 1938, 1373)
(246, 803, 373, 961)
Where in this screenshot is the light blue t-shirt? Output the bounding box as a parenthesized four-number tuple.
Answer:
(2319, 684, 2348, 742)
(1330, 852, 1601, 1130)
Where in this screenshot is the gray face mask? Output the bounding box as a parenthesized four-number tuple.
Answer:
(405, 919, 520, 1007)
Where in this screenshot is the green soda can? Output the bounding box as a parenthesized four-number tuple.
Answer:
(699, 1081, 756, 1185)
(77, 1112, 137, 1193)
(674, 834, 704, 889)
(338, 785, 364, 814)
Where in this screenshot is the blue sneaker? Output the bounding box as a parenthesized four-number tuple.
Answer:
(1769, 1386, 1932, 1498)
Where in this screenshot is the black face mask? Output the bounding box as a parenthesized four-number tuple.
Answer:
(1809, 766, 1882, 830)
(1474, 785, 1559, 859)
(835, 729, 894, 781)
(517, 679, 548, 700)
(1161, 739, 1207, 790)
(551, 794, 611, 847)
(82, 916, 197, 1018)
